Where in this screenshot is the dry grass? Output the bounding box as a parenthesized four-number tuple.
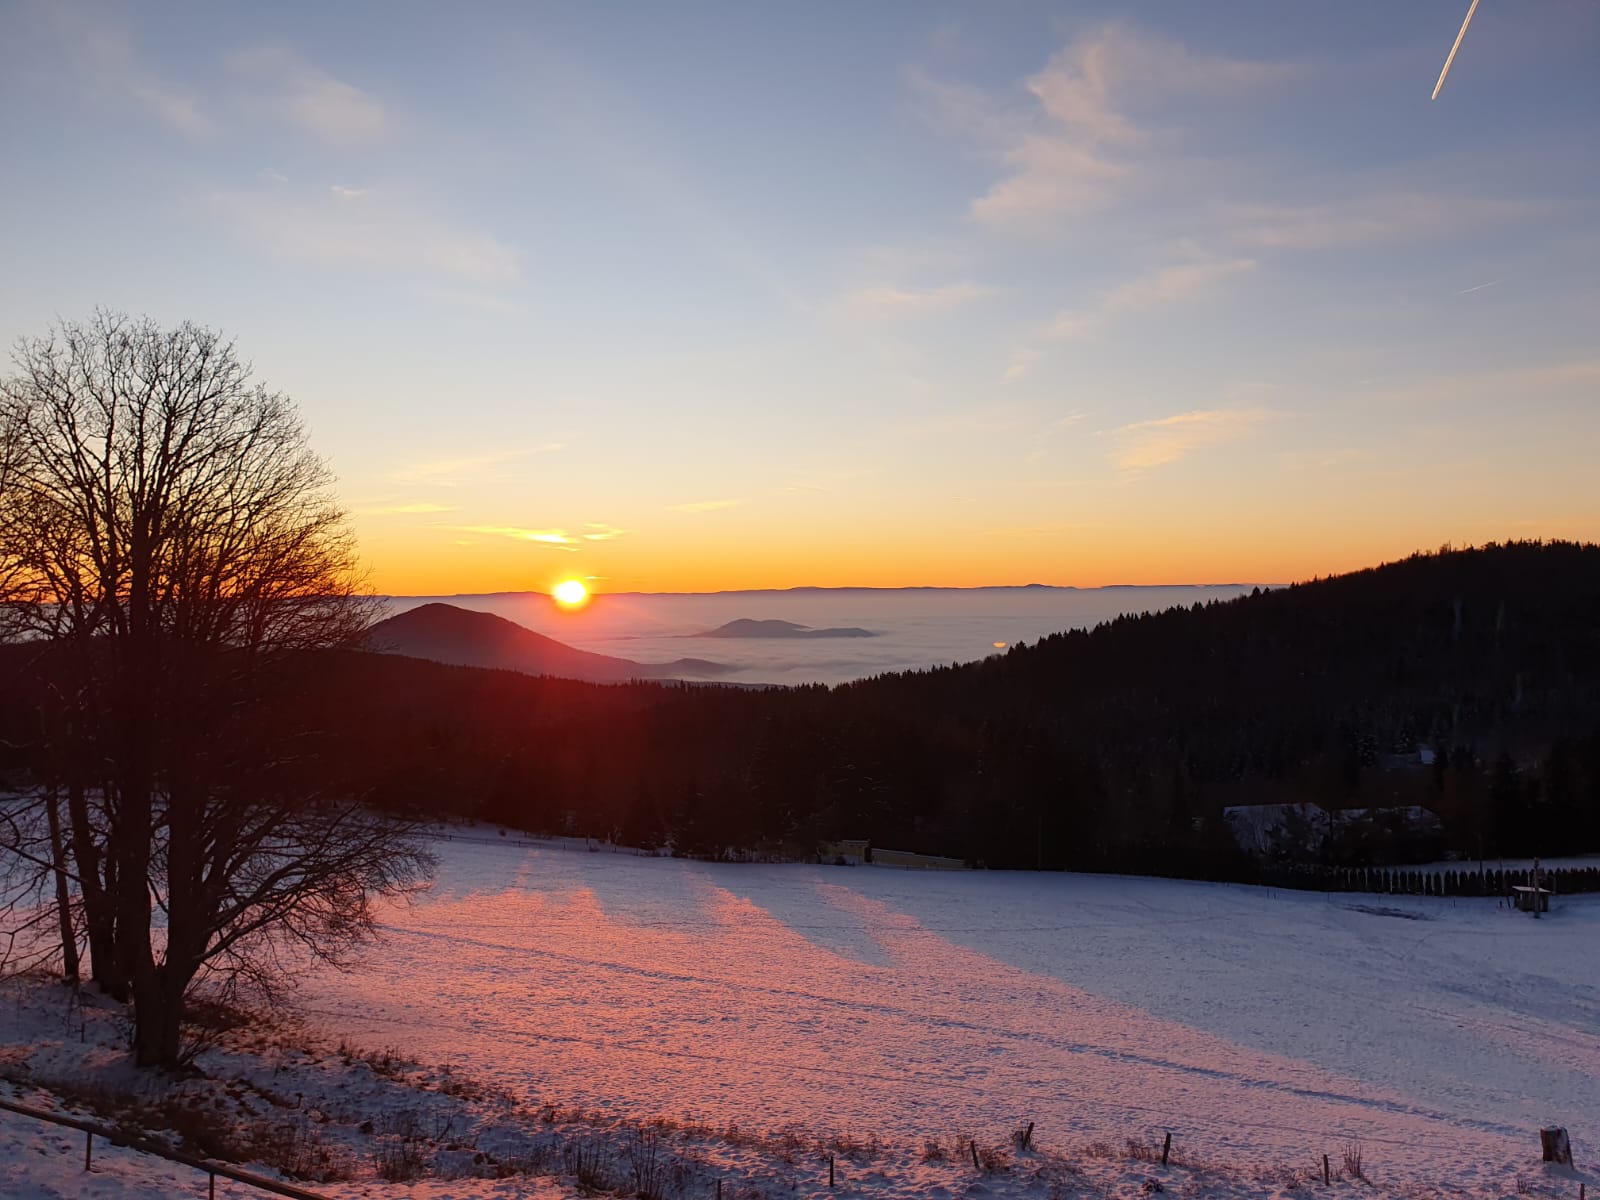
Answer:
(562, 1135, 613, 1194)
(18, 1074, 353, 1181)
(976, 1141, 1012, 1174)
(826, 1129, 886, 1159)
(1344, 1138, 1367, 1181)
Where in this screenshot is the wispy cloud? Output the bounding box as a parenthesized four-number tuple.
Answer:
(904, 401, 1034, 439)
(356, 502, 459, 517)
(1053, 255, 1256, 339)
(1230, 194, 1539, 250)
(128, 81, 210, 137)
(839, 280, 994, 320)
(446, 522, 627, 549)
(59, 16, 210, 137)
(1360, 358, 1600, 408)
(1003, 348, 1040, 382)
(232, 46, 386, 145)
(920, 25, 1293, 229)
(205, 184, 522, 285)
(1107, 408, 1272, 471)
(391, 443, 563, 485)
(450, 526, 581, 548)
(669, 499, 745, 513)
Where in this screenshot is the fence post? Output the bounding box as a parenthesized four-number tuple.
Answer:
(84, 1130, 92, 1171)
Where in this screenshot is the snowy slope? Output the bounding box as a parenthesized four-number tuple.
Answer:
(300, 834, 1600, 1194)
(3, 831, 1596, 1199)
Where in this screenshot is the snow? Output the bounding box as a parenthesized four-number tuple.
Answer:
(3, 828, 1598, 1199)
(306, 833, 1600, 1191)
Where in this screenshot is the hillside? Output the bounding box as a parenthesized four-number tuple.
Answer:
(694, 618, 875, 639)
(14, 836, 1593, 1200)
(367, 602, 729, 683)
(2, 543, 1596, 873)
(301, 543, 1600, 870)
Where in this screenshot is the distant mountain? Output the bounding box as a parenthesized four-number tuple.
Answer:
(694, 618, 876, 640)
(367, 603, 730, 683)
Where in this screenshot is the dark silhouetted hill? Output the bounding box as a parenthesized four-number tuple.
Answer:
(367, 602, 729, 683)
(3, 542, 1596, 875)
(695, 618, 875, 639)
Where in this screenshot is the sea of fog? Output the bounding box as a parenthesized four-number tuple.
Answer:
(387, 584, 1262, 686)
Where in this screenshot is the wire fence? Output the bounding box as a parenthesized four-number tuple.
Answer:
(1258, 863, 1600, 898)
(0, 1093, 331, 1200)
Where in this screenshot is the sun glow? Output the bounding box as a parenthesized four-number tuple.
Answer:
(553, 579, 590, 608)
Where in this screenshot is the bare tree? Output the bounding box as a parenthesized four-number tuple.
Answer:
(0, 312, 433, 1067)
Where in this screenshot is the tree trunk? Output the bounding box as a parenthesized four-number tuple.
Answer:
(65, 776, 122, 998)
(43, 790, 79, 981)
(131, 963, 185, 1068)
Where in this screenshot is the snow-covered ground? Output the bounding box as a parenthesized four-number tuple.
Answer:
(3, 830, 1597, 1198)
(310, 834, 1598, 1189)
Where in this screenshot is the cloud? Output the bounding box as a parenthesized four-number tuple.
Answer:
(450, 526, 580, 548)
(233, 46, 386, 145)
(922, 25, 1292, 228)
(839, 280, 994, 319)
(670, 499, 744, 513)
(1230, 194, 1540, 250)
(59, 17, 211, 137)
(391, 444, 563, 485)
(445, 523, 627, 549)
(1362, 358, 1600, 408)
(356, 502, 459, 517)
(205, 184, 521, 285)
(1107, 408, 1271, 471)
(1052, 255, 1256, 338)
(1003, 349, 1040, 382)
(127, 81, 210, 137)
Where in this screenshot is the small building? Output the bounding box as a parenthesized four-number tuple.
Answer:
(868, 847, 968, 871)
(1512, 885, 1551, 913)
(820, 838, 870, 865)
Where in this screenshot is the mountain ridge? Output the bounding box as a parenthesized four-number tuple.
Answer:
(366, 602, 730, 683)
(692, 618, 876, 639)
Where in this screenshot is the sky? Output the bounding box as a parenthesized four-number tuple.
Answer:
(1, 0, 1596, 596)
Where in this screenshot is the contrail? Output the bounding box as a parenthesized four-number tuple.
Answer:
(1457, 281, 1497, 295)
(1432, 0, 1482, 100)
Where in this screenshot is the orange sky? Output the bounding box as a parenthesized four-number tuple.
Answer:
(362, 515, 1579, 596)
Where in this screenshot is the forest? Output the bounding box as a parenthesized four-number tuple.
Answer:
(6, 540, 1600, 878)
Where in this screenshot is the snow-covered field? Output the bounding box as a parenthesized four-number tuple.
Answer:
(309, 834, 1598, 1189)
(3, 830, 1597, 1198)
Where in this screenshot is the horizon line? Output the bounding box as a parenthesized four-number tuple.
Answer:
(379, 581, 1277, 600)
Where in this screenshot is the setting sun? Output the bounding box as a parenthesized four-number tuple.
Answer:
(552, 579, 589, 608)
